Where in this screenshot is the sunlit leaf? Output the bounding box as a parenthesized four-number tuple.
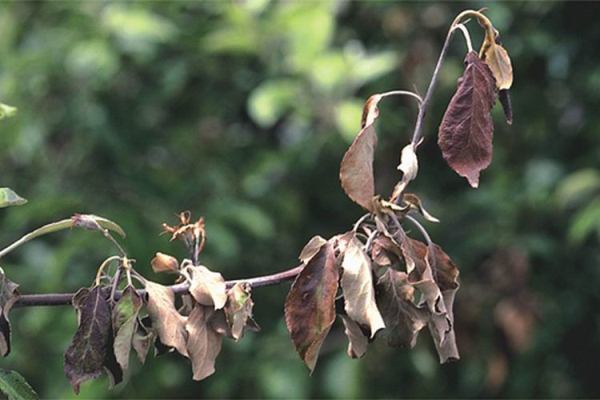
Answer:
(0, 104, 17, 120)
(0, 189, 27, 209)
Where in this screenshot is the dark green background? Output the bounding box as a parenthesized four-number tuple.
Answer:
(1, 1, 599, 398)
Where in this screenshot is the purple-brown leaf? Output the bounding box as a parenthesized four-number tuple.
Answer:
(438, 51, 497, 188)
(0, 269, 19, 357)
(285, 241, 339, 373)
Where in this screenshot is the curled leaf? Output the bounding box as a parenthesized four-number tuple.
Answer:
(298, 236, 327, 264)
(285, 242, 339, 373)
(0, 189, 27, 209)
(401, 193, 440, 223)
(499, 89, 513, 125)
(0, 269, 19, 357)
(144, 282, 188, 357)
(340, 315, 368, 359)
(438, 51, 497, 188)
(185, 304, 223, 381)
(392, 144, 419, 199)
(480, 33, 513, 90)
(187, 266, 227, 310)
(224, 282, 255, 341)
(151, 253, 179, 273)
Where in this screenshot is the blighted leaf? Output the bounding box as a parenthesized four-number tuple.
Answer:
(298, 236, 327, 264)
(64, 286, 113, 394)
(151, 252, 179, 273)
(112, 286, 143, 372)
(103, 331, 123, 389)
(438, 51, 497, 188)
(71, 214, 126, 238)
(0, 369, 38, 400)
(285, 242, 339, 373)
(340, 315, 368, 359)
(340, 237, 385, 338)
(209, 309, 260, 339)
(132, 318, 155, 364)
(185, 304, 223, 381)
(339, 95, 382, 211)
(499, 89, 512, 125)
(224, 282, 254, 341)
(188, 266, 227, 310)
(0, 104, 17, 120)
(144, 281, 188, 357)
(0, 269, 19, 357)
(392, 144, 419, 198)
(480, 34, 513, 90)
(370, 236, 403, 271)
(401, 193, 440, 223)
(0, 189, 27, 209)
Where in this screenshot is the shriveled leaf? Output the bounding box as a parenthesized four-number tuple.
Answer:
(0, 269, 19, 357)
(285, 242, 339, 373)
(298, 236, 327, 264)
(499, 89, 512, 125)
(151, 252, 179, 273)
(224, 282, 254, 341)
(340, 237, 385, 338)
(393, 144, 419, 198)
(480, 35, 513, 90)
(64, 286, 114, 394)
(112, 286, 143, 372)
(209, 310, 260, 338)
(438, 51, 497, 188)
(103, 332, 123, 389)
(0, 189, 27, 209)
(339, 95, 382, 211)
(0, 104, 17, 120)
(132, 319, 155, 364)
(71, 214, 126, 238)
(370, 236, 403, 270)
(185, 304, 223, 381)
(0, 369, 38, 400)
(188, 266, 227, 310)
(401, 193, 439, 223)
(340, 315, 368, 359)
(145, 281, 188, 357)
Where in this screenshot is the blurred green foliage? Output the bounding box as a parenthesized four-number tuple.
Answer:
(0, 1, 599, 398)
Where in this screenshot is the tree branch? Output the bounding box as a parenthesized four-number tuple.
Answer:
(13, 264, 304, 308)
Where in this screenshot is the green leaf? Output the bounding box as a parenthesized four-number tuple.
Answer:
(0, 369, 38, 400)
(0, 189, 27, 208)
(112, 286, 143, 372)
(0, 104, 17, 120)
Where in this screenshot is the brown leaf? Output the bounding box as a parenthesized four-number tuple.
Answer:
(438, 51, 497, 188)
(340, 315, 368, 359)
(112, 286, 143, 372)
(185, 304, 223, 381)
(480, 34, 513, 90)
(151, 252, 179, 273)
(0, 269, 19, 357)
(298, 235, 327, 264)
(339, 95, 382, 211)
(285, 241, 339, 373)
(340, 237, 385, 338)
(64, 286, 117, 394)
(224, 282, 254, 341)
(188, 265, 227, 310)
(144, 281, 188, 357)
(132, 318, 155, 364)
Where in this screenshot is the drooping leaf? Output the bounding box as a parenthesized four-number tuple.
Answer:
(144, 281, 188, 357)
(498, 89, 513, 125)
(0, 189, 27, 209)
(392, 144, 419, 199)
(151, 252, 179, 273)
(298, 235, 327, 264)
(132, 317, 155, 364)
(64, 286, 115, 394)
(340, 315, 368, 359)
(185, 304, 223, 381)
(401, 193, 440, 223)
(224, 282, 254, 341)
(285, 241, 339, 373)
(340, 237, 385, 338)
(480, 33, 513, 90)
(112, 286, 143, 372)
(438, 51, 497, 188)
(187, 265, 227, 310)
(0, 369, 38, 400)
(0, 103, 17, 120)
(0, 269, 19, 357)
(339, 95, 382, 211)
(71, 214, 127, 238)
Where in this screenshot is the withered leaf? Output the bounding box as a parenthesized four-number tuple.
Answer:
(438, 51, 497, 188)
(298, 236, 327, 264)
(340, 315, 368, 359)
(340, 237, 385, 338)
(339, 95, 382, 212)
(285, 241, 339, 373)
(185, 304, 223, 381)
(393, 144, 419, 198)
(224, 282, 254, 341)
(0, 269, 19, 357)
(132, 317, 155, 364)
(151, 253, 179, 274)
(480, 34, 513, 90)
(145, 281, 188, 357)
(64, 286, 114, 394)
(112, 286, 143, 372)
(188, 266, 227, 310)
(499, 89, 512, 125)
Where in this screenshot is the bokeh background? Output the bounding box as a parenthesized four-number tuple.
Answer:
(1, 1, 599, 398)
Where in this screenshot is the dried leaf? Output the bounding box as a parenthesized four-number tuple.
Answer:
(285, 242, 339, 373)
(401, 193, 440, 223)
(438, 51, 497, 188)
(339, 95, 383, 211)
(224, 282, 254, 341)
(340, 315, 368, 359)
(393, 144, 419, 197)
(144, 281, 188, 357)
(132, 318, 155, 364)
(499, 89, 512, 125)
(185, 304, 223, 381)
(480, 35, 513, 90)
(188, 266, 227, 310)
(0, 269, 19, 357)
(340, 237, 385, 338)
(0, 188, 27, 208)
(151, 253, 179, 273)
(298, 236, 327, 264)
(112, 286, 143, 372)
(64, 286, 115, 394)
